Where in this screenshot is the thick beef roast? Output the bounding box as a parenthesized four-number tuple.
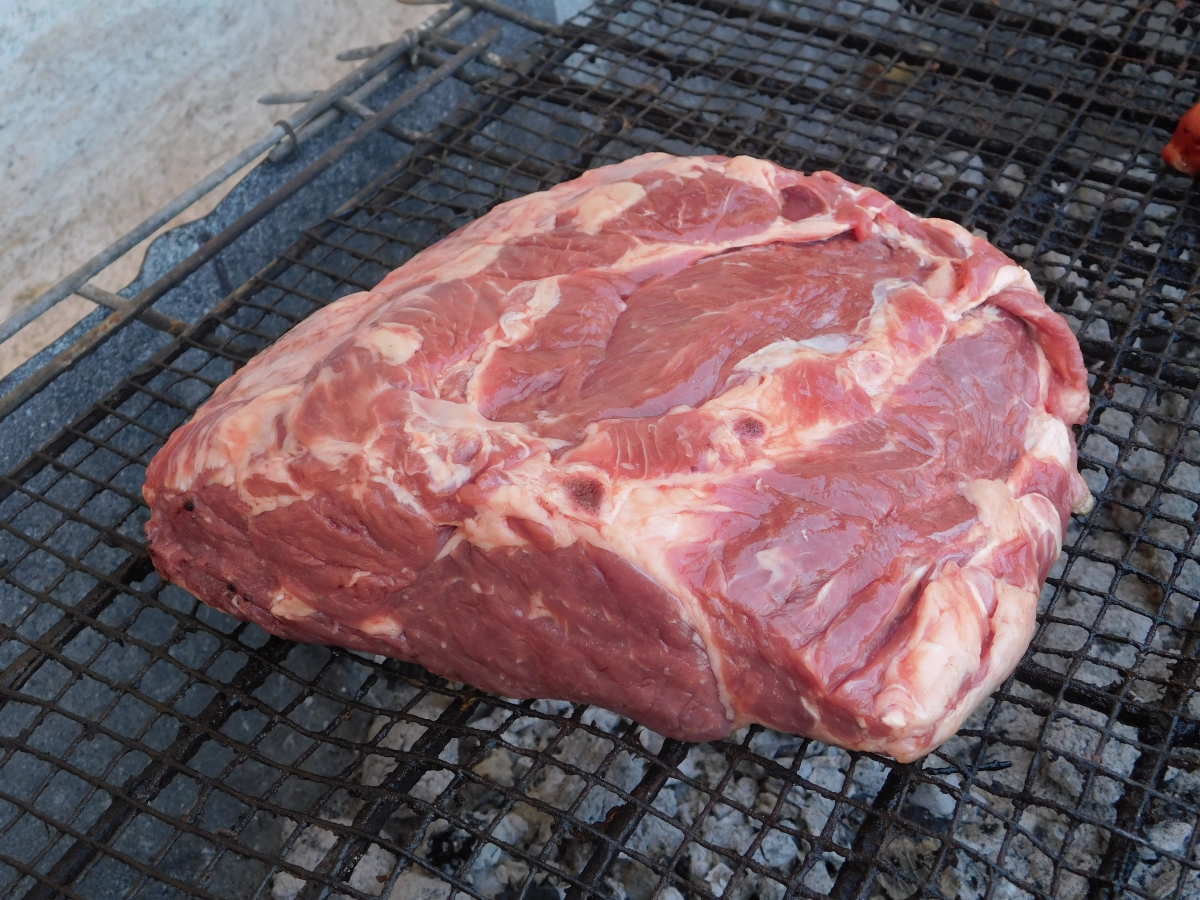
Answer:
(144, 154, 1092, 762)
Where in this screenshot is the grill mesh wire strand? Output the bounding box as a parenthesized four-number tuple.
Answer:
(2, 0, 1200, 897)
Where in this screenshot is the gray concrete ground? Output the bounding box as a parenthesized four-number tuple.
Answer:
(0, 0, 440, 377)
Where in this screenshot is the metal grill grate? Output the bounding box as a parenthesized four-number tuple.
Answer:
(2, 0, 1200, 897)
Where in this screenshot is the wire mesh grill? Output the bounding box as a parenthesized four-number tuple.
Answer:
(3, 0, 1200, 897)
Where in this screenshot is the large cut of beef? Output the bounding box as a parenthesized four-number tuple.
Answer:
(144, 153, 1092, 762)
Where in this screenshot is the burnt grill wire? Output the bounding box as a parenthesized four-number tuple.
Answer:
(1, 0, 1200, 897)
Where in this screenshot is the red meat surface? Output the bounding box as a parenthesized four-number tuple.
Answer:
(144, 154, 1092, 761)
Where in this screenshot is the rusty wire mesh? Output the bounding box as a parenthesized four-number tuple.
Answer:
(3, 0, 1200, 897)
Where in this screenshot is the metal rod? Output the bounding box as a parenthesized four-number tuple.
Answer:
(75, 283, 187, 336)
(337, 42, 393, 61)
(258, 90, 323, 105)
(264, 59, 405, 163)
(426, 32, 517, 71)
(0, 27, 500, 422)
(266, 59, 409, 162)
(0, 2, 465, 350)
(334, 96, 426, 143)
(926, 760, 1012, 777)
(267, 5, 479, 163)
(828, 766, 915, 900)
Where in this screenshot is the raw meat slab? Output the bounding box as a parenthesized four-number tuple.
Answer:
(144, 154, 1092, 761)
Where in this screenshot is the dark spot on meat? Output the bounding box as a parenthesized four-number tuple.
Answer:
(567, 477, 604, 510)
(781, 185, 827, 221)
(227, 583, 237, 593)
(734, 416, 766, 439)
(183, 500, 195, 511)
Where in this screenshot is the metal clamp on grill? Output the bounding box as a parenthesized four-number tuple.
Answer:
(1, 2, 1199, 899)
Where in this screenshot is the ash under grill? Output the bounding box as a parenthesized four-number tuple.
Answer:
(2, 0, 1200, 897)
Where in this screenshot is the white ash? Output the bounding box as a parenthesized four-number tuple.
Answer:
(873, 836, 949, 900)
(444, 29, 1200, 900)
(347, 844, 397, 897)
(995, 164, 1026, 198)
(385, 869, 453, 900)
(271, 817, 349, 900)
(260, 356, 1200, 899)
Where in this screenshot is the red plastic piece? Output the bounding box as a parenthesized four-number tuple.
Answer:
(1163, 102, 1200, 175)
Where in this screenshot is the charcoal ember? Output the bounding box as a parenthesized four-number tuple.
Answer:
(803, 853, 842, 895)
(902, 780, 956, 827)
(754, 824, 800, 870)
(380, 870, 453, 900)
(466, 813, 530, 896)
(1127, 820, 1200, 899)
(339, 654, 1170, 900)
(1164, 769, 1200, 808)
(360, 714, 440, 788)
(871, 835, 949, 900)
(347, 843, 400, 898)
(405, 812, 531, 895)
(497, 887, 563, 900)
(686, 803, 758, 892)
(274, 811, 357, 900)
(424, 822, 476, 871)
(271, 820, 347, 900)
(780, 748, 851, 840)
